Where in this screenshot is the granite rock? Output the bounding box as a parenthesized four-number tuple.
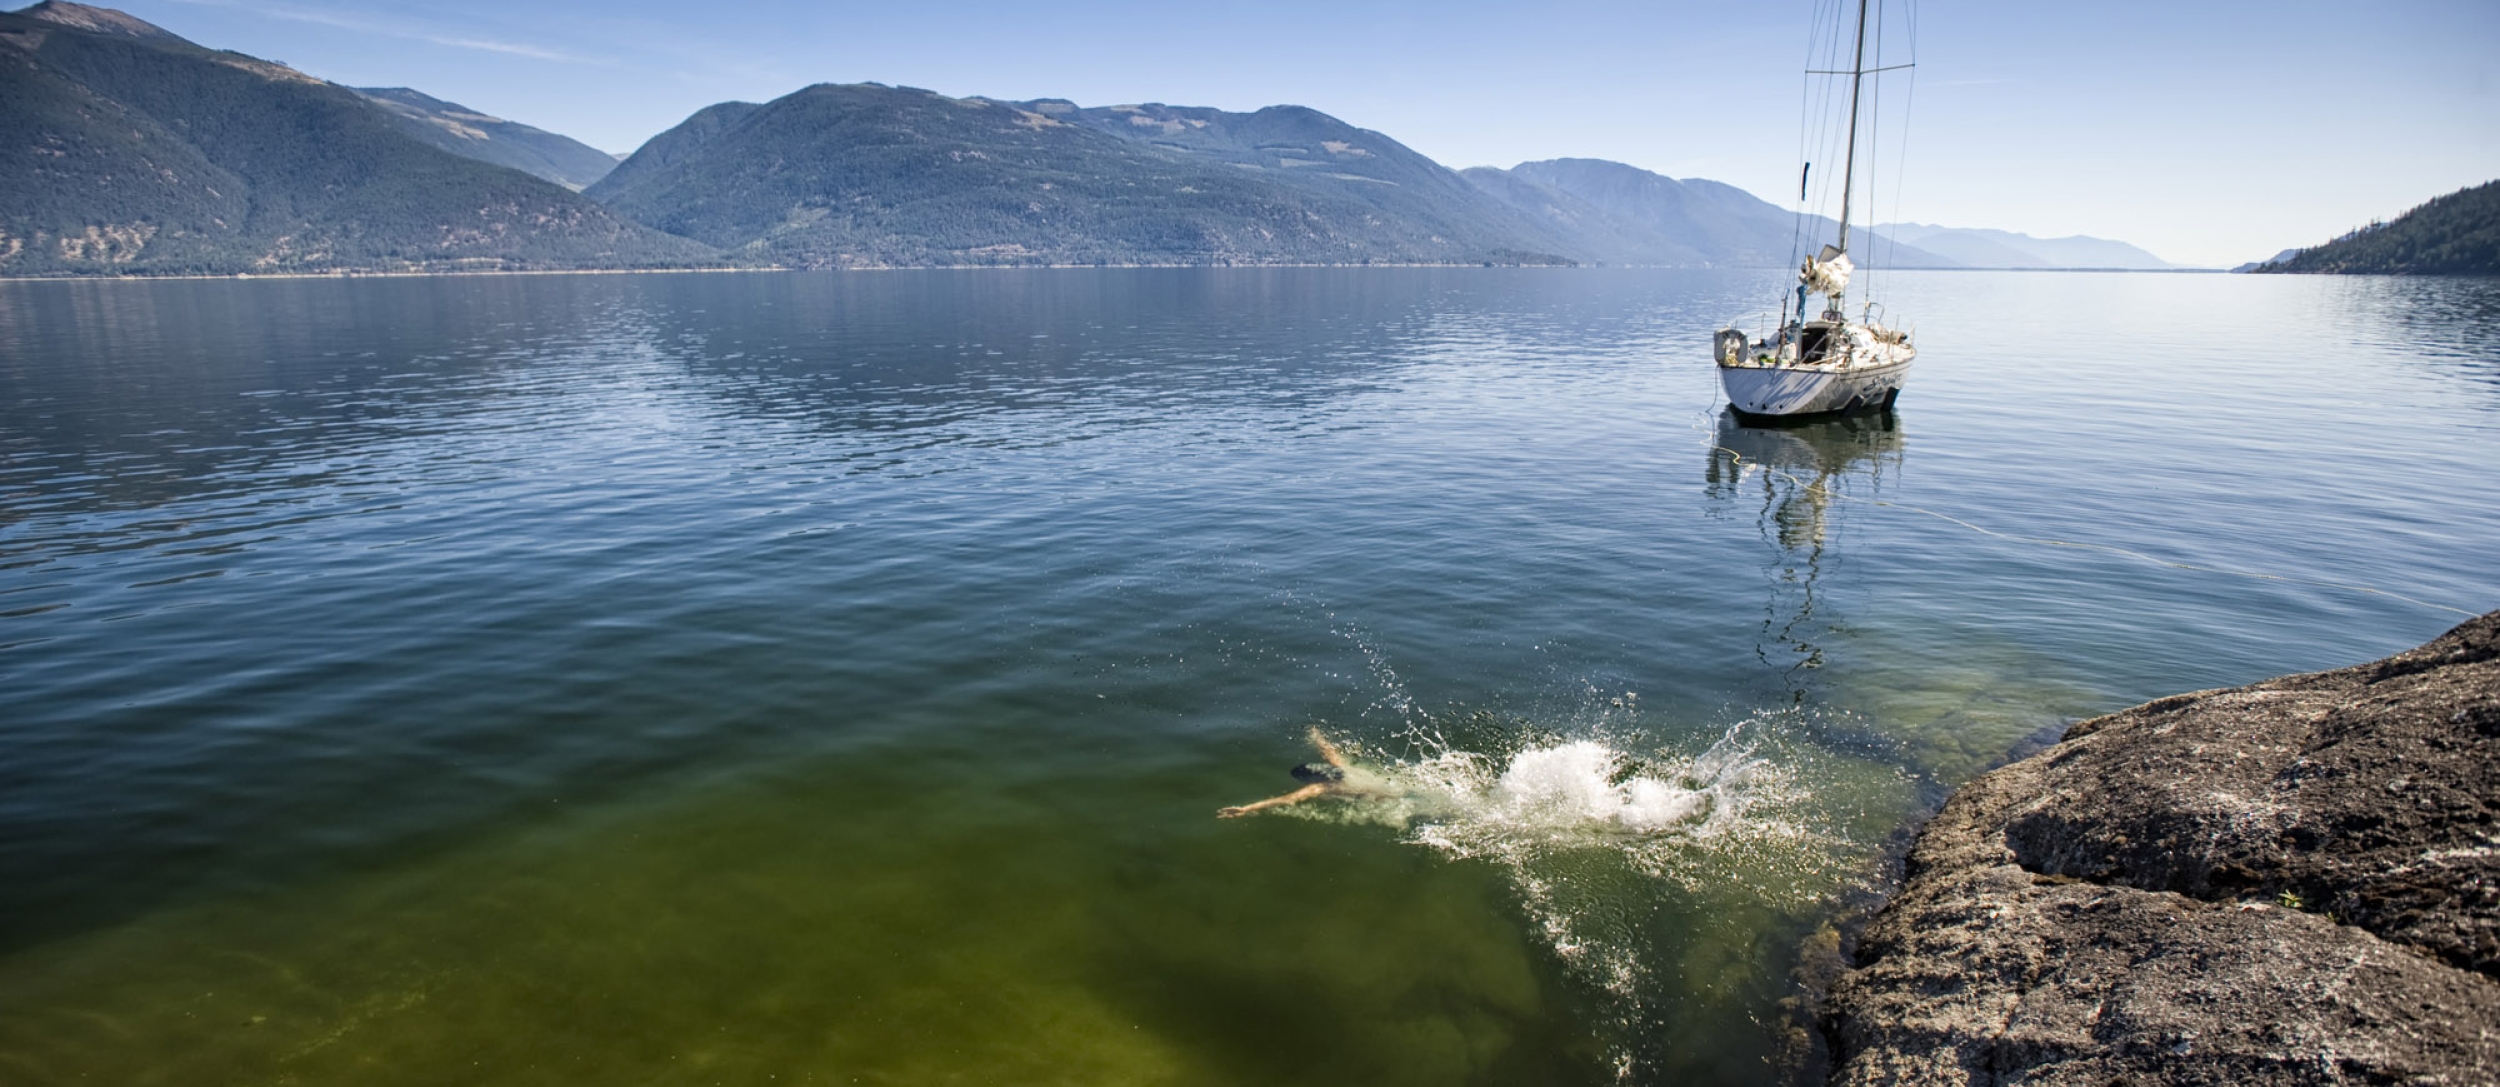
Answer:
(1825, 612, 2500, 1085)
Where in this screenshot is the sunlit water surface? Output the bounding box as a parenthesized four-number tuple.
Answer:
(3, 268, 2494, 1085)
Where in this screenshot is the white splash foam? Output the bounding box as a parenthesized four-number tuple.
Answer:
(1374, 735, 1797, 865)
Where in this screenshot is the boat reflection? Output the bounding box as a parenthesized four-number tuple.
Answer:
(1704, 407, 1905, 702)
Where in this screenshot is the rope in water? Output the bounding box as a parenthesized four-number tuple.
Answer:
(1703, 433, 2479, 619)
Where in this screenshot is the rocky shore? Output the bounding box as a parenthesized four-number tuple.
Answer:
(1822, 611, 2499, 1084)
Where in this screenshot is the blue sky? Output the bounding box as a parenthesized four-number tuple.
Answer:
(102, 0, 2500, 266)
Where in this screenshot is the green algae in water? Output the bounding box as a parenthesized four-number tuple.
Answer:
(0, 741, 1605, 1086)
(0, 700, 1933, 1086)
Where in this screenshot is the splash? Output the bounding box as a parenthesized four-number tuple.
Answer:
(1282, 718, 1852, 1081)
(1293, 727, 1827, 883)
(1397, 737, 1775, 847)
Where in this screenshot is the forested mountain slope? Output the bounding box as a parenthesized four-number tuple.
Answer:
(0, 2, 710, 275)
(354, 86, 621, 191)
(2258, 181, 2499, 275)
(586, 83, 1575, 267)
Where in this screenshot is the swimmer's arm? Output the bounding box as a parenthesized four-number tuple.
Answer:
(1307, 727, 1349, 769)
(1217, 784, 1329, 818)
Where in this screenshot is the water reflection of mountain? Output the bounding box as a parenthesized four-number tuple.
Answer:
(640, 267, 1454, 451)
(0, 276, 640, 520)
(1704, 408, 1905, 701)
(0, 269, 1453, 526)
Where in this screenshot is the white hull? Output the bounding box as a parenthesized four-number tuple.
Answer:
(1718, 356, 1910, 417)
(1710, 0, 1918, 420)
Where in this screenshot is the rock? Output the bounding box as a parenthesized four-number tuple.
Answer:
(1824, 612, 2500, 1085)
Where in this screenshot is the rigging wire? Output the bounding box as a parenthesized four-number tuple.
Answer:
(1881, 0, 1921, 324)
(1790, 0, 1840, 278)
(1783, 1, 1928, 332)
(1814, 0, 1846, 245)
(1865, 0, 1919, 316)
(1790, 0, 1850, 335)
(1807, 1, 1846, 244)
(1863, 0, 1885, 307)
(1788, 6, 1813, 279)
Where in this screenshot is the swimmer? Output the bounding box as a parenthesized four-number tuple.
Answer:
(1218, 727, 1392, 817)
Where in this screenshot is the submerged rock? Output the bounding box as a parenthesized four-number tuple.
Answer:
(1824, 611, 2500, 1085)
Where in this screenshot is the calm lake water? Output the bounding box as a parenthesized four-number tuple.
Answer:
(2, 268, 2494, 1085)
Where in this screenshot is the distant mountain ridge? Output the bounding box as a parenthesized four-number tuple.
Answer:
(12, 0, 163, 39)
(1463, 157, 1963, 268)
(0, 2, 710, 275)
(583, 93, 2040, 271)
(2230, 248, 2301, 274)
(3, 2, 2189, 276)
(1876, 223, 2175, 270)
(584, 83, 1576, 268)
(1012, 97, 1584, 256)
(2254, 181, 2499, 275)
(354, 86, 621, 190)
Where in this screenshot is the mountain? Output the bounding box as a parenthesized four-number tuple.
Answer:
(2256, 181, 2500, 275)
(12, 0, 165, 39)
(0, 2, 711, 275)
(1877, 223, 2175, 269)
(1458, 164, 1712, 265)
(589, 100, 762, 198)
(586, 82, 1575, 267)
(2230, 248, 2301, 274)
(1014, 98, 1582, 257)
(7, 3, 2185, 277)
(1463, 158, 1962, 268)
(1507, 159, 1813, 266)
(353, 86, 620, 190)
(587, 84, 2017, 272)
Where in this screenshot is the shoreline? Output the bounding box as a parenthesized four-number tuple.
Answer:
(0, 264, 2238, 284)
(1812, 610, 2500, 1084)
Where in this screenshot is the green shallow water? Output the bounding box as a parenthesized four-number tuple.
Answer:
(0, 717, 1883, 1085)
(0, 752, 1564, 1084)
(2, 268, 2494, 1084)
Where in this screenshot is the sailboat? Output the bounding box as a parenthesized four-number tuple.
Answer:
(1714, 0, 1916, 420)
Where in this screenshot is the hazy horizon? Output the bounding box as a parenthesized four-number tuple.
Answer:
(60, 0, 2500, 267)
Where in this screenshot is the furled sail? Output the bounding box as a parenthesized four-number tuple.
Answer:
(1800, 245, 1853, 297)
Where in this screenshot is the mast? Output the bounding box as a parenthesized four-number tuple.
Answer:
(1835, 0, 1872, 257)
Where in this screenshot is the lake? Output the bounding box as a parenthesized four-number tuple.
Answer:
(2, 267, 2493, 1085)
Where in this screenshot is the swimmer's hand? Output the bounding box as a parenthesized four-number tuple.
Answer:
(1307, 726, 1349, 769)
(1217, 806, 1253, 818)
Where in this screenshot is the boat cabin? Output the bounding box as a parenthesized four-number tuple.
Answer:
(1796, 320, 1844, 364)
